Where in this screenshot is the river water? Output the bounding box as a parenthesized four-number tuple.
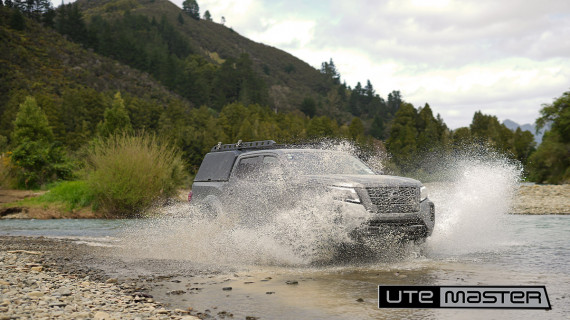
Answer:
(1, 215, 568, 319)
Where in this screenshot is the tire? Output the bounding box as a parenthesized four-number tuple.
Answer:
(200, 196, 224, 219)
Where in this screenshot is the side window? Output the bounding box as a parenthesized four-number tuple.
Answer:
(262, 156, 284, 179)
(233, 156, 261, 180)
(263, 156, 278, 165)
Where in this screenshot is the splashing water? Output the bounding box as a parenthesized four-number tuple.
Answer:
(116, 142, 522, 267)
(425, 148, 522, 256)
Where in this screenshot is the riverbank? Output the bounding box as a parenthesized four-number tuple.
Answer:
(1, 184, 569, 219)
(0, 236, 205, 320)
(511, 184, 570, 214)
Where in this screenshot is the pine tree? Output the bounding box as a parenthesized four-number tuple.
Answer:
(386, 102, 418, 167)
(97, 92, 133, 137)
(203, 10, 211, 21)
(10, 97, 71, 188)
(182, 0, 199, 20)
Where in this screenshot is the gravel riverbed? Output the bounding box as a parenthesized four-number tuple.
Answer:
(0, 237, 207, 320)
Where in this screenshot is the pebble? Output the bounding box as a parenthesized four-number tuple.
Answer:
(0, 249, 201, 320)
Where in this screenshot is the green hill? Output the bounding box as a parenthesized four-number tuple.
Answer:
(74, 0, 331, 114)
(0, 5, 191, 148)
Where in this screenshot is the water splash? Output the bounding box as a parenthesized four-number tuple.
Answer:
(116, 142, 522, 266)
(425, 147, 522, 256)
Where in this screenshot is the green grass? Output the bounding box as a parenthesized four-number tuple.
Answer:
(19, 180, 95, 211)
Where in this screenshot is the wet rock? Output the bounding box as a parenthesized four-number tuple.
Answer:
(166, 290, 186, 295)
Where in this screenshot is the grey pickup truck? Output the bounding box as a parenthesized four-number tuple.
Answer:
(189, 140, 435, 243)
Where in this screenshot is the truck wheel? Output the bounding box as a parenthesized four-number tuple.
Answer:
(200, 196, 224, 219)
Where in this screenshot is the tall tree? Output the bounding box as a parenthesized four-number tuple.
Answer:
(528, 90, 570, 183)
(182, 0, 199, 20)
(10, 97, 71, 188)
(386, 102, 418, 167)
(203, 10, 211, 21)
(97, 92, 133, 137)
(320, 58, 340, 84)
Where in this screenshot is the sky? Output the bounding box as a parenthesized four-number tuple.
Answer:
(171, 0, 570, 129)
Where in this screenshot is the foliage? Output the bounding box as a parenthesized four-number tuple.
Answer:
(2, 2, 566, 187)
(96, 92, 132, 137)
(203, 10, 211, 21)
(528, 91, 570, 183)
(300, 97, 316, 117)
(182, 0, 199, 20)
(8, 97, 73, 188)
(87, 132, 186, 217)
(55, 3, 87, 46)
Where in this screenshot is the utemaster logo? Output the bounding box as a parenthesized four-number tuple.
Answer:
(378, 286, 551, 309)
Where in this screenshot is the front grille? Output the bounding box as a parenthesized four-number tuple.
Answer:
(366, 186, 420, 213)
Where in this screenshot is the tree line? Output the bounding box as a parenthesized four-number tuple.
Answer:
(0, 2, 566, 188)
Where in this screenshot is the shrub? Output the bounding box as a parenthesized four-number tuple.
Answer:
(87, 132, 186, 217)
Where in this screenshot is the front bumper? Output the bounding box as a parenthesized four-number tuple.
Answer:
(352, 199, 435, 241)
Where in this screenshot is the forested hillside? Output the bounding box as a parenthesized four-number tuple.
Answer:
(0, 0, 566, 191)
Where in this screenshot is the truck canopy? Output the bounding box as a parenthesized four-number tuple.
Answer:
(194, 151, 239, 182)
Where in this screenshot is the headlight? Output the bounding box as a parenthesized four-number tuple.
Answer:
(420, 186, 428, 201)
(329, 186, 361, 204)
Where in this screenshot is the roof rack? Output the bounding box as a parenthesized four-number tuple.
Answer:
(211, 140, 277, 152)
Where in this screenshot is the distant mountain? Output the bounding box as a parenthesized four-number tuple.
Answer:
(502, 119, 549, 145)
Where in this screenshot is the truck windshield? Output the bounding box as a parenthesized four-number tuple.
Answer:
(284, 152, 375, 175)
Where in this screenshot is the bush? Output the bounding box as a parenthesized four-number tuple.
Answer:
(87, 132, 186, 217)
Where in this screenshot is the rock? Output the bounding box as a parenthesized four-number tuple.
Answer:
(49, 302, 67, 307)
(266, 292, 275, 294)
(222, 287, 232, 291)
(285, 280, 298, 285)
(0, 281, 10, 286)
(105, 278, 118, 284)
(30, 266, 43, 272)
(175, 308, 190, 314)
(166, 290, 186, 295)
(94, 311, 110, 320)
(7, 250, 41, 255)
(181, 316, 201, 320)
(155, 308, 169, 314)
(58, 288, 72, 296)
(356, 298, 364, 302)
(27, 291, 44, 298)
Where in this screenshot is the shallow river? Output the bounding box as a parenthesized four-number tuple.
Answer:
(1, 215, 568, 319)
